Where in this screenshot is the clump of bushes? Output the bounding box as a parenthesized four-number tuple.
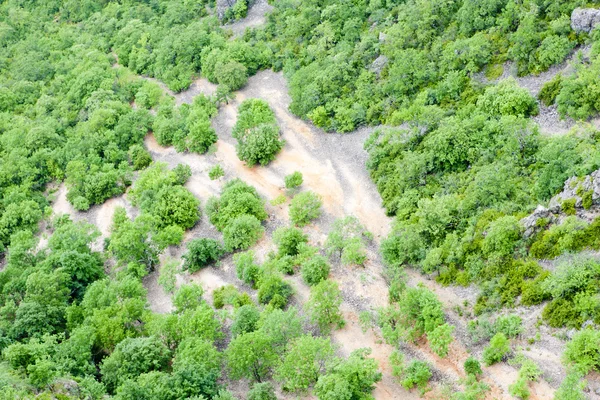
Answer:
(207, 179, 267, 231)
(232, 99, 283, 166)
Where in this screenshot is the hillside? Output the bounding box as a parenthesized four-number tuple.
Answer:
(1, 0, 600, 399)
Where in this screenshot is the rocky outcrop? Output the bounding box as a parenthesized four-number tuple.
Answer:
(521, 169, 600, 237)
(369, 55, 388, 76)
(571, 8, 600, 33)
(521, 205, 556, 238)
(548, 171, 600, 210)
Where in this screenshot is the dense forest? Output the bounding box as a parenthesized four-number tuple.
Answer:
(2, 0, 600, 398)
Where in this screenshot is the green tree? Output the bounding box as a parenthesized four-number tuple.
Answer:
(226, 331, 277, 382)
(233, 251, 261, 287)
(301, 255, 330, 286)
(231, 304, 261, 337)
(172, 284, 204, 313)
(315, 348, 382, 399)
(152, 185, 201, 229)
(223, 215, 264, 251)
(235, 123, 283, 166)
(257, 307, 303, 351)
(276, 335, 335, 392)
(215, 61, 247, 91)
(273, 226, 308, 257)
(306, 280, 344, 334)
(100, 336, 170, 393)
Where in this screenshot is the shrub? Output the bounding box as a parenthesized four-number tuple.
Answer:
(477, 79, 538, 118)
(233, 251, 261, 287)
(563, 329, 600, 374)
(482, 333, 510, 366)
(128, 144, 152, 170)
(182, 238, 225, 273)
(247, 382, 277, 400)
(464, 357, 482, 378)
(213, 285, 252, 309)
(223, 215, 264, 251)
(494, 315, 523, 338)
(561, 198, 577, 216)
(158, 258, 179, 293)
(341, 238, 368, 266)
(301, 255, 330, 286)
(208, 165, 225, 180)
(284, 171, 303, 189)
(289, 191, 322, 226)
(538, 74, 562, 106)
(273, 226, 308, 257)
(582, 190, 593, 210)
(401, 360, 431, 392)
(427, 323, 454, 358)
(555, 371, 587, 400)
(509, 359, 541, 400)
(231, 304, 260, 337)
(257, 274, 293, 308)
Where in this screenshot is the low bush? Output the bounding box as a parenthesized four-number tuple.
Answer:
(182, 238, 225, 272)
(482, 333, 510, 366)
(284, 171, 303, 189)
(289, 191, 322, 226)
(401, 360, 431, 392)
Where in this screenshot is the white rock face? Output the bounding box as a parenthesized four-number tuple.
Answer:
(571, 8, 600, 33)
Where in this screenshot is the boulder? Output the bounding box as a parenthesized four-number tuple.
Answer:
(369, 55, 388, 76)
(571, 8, 600, 33)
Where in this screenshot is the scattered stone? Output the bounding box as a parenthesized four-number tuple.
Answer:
(216, 0, 237, 20)
(571, 8, 600, 33)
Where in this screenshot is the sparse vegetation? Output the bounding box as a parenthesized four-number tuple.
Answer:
(2, 0, 597, 398)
